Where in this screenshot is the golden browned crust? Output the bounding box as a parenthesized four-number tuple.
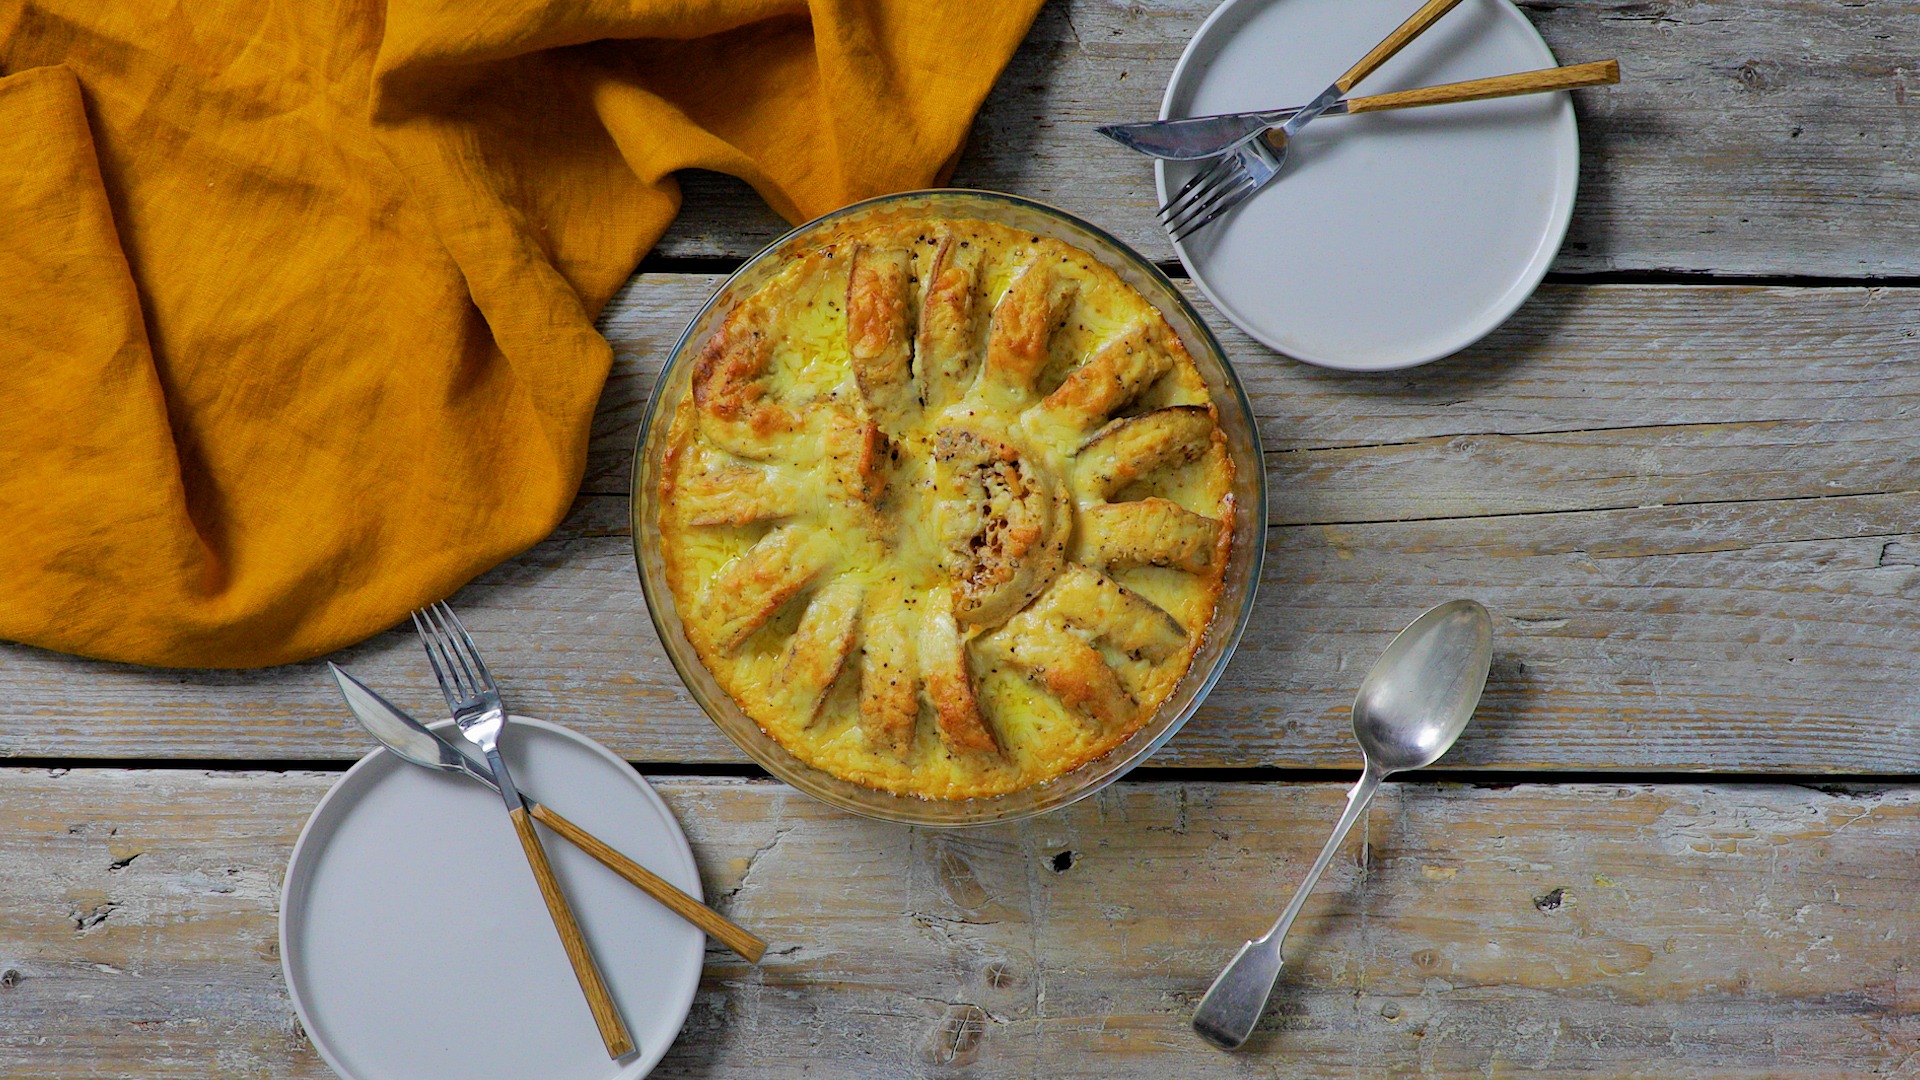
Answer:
(1077, 497, 1223, 574)
(822, 410, 890, 507)
(1035, 318, 1172, 436)
(846, 244, 918, 432)
(915, 229, 983, 410)
(857, 584, 918, 757)
(690, 305, 802, 458)
(674, 466, 801, 527)
(658, 215, 1235, 800)
(918, 588, 998, 754)
(1074, 405, 1219, 500)
(778, 578, 863, 720)
(980, 258, 1077, 404)
(698, 525, 835, 654)
(997, 611, 1136, 729)
(1041, 565, 1188, 663)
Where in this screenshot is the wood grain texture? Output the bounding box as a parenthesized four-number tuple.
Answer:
(1343, 59, 1622, 114)
(530, 800, 767, 963)
(587, 276, 1920, 512)
(650, 0, 1920, 276)
(4, 278, 1916, 772)
(2, 769, 1916, 1077)
(1338, 0, 1470, 92)
(509, 802, 635, 1059)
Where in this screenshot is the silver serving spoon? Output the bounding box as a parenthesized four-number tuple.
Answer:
(1192, 599, 1494, 1050)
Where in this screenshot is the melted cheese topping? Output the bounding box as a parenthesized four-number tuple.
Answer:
(659, 215, 1233, 800)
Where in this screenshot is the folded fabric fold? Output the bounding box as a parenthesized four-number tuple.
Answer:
(0, 0, 1045, 667)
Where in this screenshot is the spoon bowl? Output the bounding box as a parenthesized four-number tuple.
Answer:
(1353, 599, 1493, 773)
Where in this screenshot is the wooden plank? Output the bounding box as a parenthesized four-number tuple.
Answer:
(2, 769, 1915, 1077)
(590, 276, 1920, 513)
(651, 0, 1920, 277)
(4, 280, 1917, 767)
(14, 482, 1920, 771)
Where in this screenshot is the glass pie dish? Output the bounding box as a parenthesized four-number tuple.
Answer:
(630, 190, 1266, 827)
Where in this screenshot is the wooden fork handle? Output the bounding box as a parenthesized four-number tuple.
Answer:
(530, 800, 769, 964)
(1337, 0, 1468, 92)
(1345, 60, 1621, 113)
(509, 804, 636, 1059)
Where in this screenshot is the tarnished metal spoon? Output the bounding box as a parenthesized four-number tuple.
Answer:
(1192, 599, 1494, 1050)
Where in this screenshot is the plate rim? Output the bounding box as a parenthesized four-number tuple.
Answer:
(279, 715, 704, 1080)
(1156, 0, 1580, 371)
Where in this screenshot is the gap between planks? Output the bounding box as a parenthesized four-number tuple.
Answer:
(4, 761, 1917, 789)
(634, 252, 1920, 293)
(584, 277, 1920, 514)
(582, 476, 1920, 530)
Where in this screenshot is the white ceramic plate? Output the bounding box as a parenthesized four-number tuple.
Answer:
(281, 716, 704, 1080)
(1160, 0, 1579, 370)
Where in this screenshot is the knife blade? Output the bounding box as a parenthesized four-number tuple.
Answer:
(329, 662, 494, 783)
(1097, 107, 1301, 161)
(327, 662, 769, 963)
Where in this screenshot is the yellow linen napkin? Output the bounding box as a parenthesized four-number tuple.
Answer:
(0, 0, 1045, 667)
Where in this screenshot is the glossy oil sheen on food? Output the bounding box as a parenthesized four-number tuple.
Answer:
(659, 213, 1234, 799)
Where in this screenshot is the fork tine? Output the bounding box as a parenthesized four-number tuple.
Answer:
(412, 609, 463, 708)
(1157, 152, 1239, 222)
(426, 603, 480, 700)
(437, 602, 496, 693)
(1157, 163, 1216, 220)
(1170, 173, 1258, 243)
(1165, 166, 1252, 240)
(1164, 180, 1233, 239)
(1152, 163, 1228, 221)
(1162, 155, 1249, 233)
(1167, 178, 1259, 242)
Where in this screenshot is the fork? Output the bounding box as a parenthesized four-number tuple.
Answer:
(1159, 0, 1468, 243)
(1159, 60, 1622, 242)
(414, 601, 636, 1060)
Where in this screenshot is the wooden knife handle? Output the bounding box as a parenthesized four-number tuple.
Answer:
(531, 800, 769, 964)
(509, 803, 636, 1059)
(1344, 60, 1621, 114)
(1337, 0, 1468, 92)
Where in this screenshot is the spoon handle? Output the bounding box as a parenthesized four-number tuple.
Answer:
(1192, 764, 1385, 1050)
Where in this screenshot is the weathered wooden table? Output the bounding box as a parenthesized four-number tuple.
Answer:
(5, 2, 1919, 1075)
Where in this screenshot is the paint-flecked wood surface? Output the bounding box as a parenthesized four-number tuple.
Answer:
(4, 278, 1916, 772)
(652, 0, 1920, 277)
(1, 769, 1915, 1078)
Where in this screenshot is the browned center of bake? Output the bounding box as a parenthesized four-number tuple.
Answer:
(930, 424, 1070, 633)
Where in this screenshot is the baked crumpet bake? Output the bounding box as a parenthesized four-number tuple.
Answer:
(658, 215, 1235, 799)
